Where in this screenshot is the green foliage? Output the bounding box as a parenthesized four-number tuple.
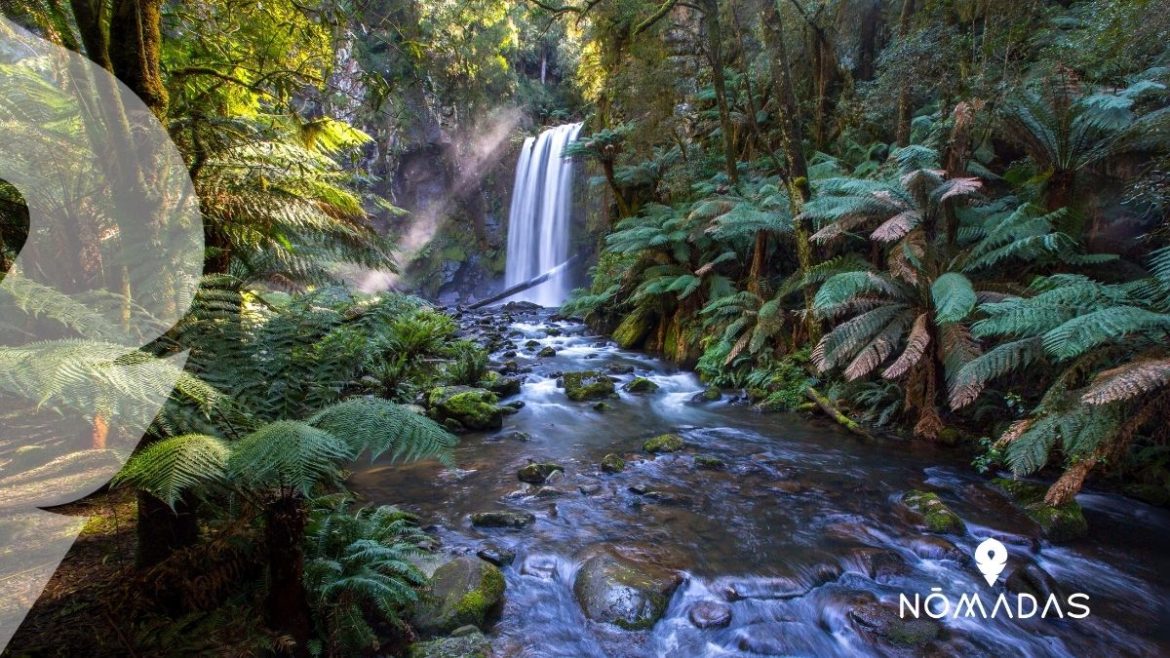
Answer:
(304, 498, 430, 656)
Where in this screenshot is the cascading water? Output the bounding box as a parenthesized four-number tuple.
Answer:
(503, 123, 583, 307)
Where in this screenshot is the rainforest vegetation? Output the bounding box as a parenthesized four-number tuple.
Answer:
(0, 0, 1168, 656)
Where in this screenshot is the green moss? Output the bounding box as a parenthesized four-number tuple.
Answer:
(563, 371, 616, 401)
(902, 490, 966, 534)
(426, 386, 503, 430)
(623, 377, 659, 393)
(992, 478, 1088, 542)
(452, 565, 504, 627)
(612, 308, 654, 349)
(695, 455, 726, 470)
(601, 453, 626, 473)
(643, 433, 685, 453)
(518, 463, 563, 483)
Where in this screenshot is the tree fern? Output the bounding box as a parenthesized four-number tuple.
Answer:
(308, 398, 456, 465)
(227, 421, 353, 497)
(113, 434, 230, 508)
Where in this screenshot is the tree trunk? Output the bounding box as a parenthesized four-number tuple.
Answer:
(136, 492, 200, 570)
(69, 0, 112, 70)
(703, 0, 739, 185)
(894, 0, 917, 146)
(109, 0, 168, 120)
(761, 0, 818, 341)
(266, 496, 312, 657)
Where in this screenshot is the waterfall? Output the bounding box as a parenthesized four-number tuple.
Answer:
(503, 122, 583, 306)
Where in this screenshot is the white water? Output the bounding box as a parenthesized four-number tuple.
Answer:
(503, 123, 583, 306)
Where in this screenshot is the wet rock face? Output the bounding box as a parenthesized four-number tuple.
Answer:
(572, 551, 683, 630)
(518, 462, 564, 484)
(426, 386, 505, 431)
(562, 371, 616, 401)
(992, 478, 1088, 542)
(901, 490, 967, 534)
(643, 433, 685, 453)
(470, 511, 536, 529)
(414, 556, 506, 635)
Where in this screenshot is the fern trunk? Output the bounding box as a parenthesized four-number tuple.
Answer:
(136, 491, 199, 570)
(266, 496, 313, 657)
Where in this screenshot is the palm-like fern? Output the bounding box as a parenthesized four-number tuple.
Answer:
(1000, 78, 1169, 214)
(952, 247, 1170, 503)
(804, 146, 1094, 438)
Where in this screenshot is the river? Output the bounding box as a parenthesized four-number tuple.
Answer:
(350, 305, 1170, 657)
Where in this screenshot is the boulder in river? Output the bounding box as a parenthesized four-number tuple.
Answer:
(688, 601, 732, 629)
(407, 628, 492, 658)
(572, 550, 683, 630)
(476, 545, 516, 567)
(901, 490, 966, 534)
(518, 462, 563, 484)
(470, 511, 536, 529)
(426, 386, 504, 431)
(643, 433, 685, 453)
(481, 371, 522, 397)
(601, 453, 626, 474)
(414, 556, 505, 635)
(562, 371, 616, 401)
(694, 455, 726, 470)
(537, 346, 557, 358)
(1006, 562, 1064, 600)
(623, 377, 660, 393)
(992, 478, 1088, 542)
(849, 601, 941, 648)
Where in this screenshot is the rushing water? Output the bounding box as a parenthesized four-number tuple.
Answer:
(503, 123, 582, 307)
(351, 306, 1170, 657)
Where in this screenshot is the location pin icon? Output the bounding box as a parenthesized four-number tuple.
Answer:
(974, 538, 1009, 586)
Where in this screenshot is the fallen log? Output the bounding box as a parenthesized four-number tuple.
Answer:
(804, 386, 875, 441)
(468, 256, 580, 310)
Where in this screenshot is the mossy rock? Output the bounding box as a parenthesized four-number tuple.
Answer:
(901, 490, 966, 534)
(481, 372, 522, 398)
(470, 511, 535, 529)
(538, 346, 557, 358)
(643, 433, 685, 454)
(694, 455, 726, 470)
(518, 463, 563, 484)
(702, 386, 722, 402)
(992, 478, 1088, 542)
(623, 377, 660, 393)
(850, 602, 940, 647)
(612, 308, 654, 349)
(562, 371, 616, 401)
(601, 453, 626, 474)
(572, 550, 682, 630)
(414, 557, 505, 635)
(426, 386, 504, 431)
(408, 628, 491, 658)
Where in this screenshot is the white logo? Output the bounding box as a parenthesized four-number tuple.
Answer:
(898, 536, 1092, 620)
(974, 538, 1009, 586)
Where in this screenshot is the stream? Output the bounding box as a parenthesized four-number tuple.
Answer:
(350, 305, 1170, 658)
